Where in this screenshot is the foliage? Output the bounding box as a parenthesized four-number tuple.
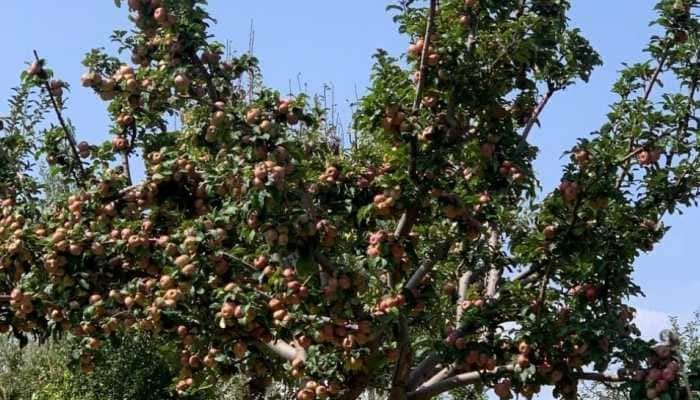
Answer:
(0, 0, 699, 399)
(0, 334, 248, 400)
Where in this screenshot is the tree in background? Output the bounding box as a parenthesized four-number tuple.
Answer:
(0, 0, 699, 399)
(582, 311, 700, 399)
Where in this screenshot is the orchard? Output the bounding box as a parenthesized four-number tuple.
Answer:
(0, 0, 699, 399)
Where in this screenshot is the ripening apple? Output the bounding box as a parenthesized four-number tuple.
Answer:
(517, 353, 530, 368)
(638, 150, 653, 166)
(27, 61, 42, 77)
(154, 7, 169, 24)
(543, 225, 556, 240)
(174, 74, 190, 93)
(408, 39, 425, 58)
(427, 53, 440, 66)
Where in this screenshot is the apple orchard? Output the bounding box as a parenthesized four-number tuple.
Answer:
(0, 0, 699, 399)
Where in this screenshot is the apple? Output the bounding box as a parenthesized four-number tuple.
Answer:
(543, 225, 557, 240)
(517, 353, 530, 368)
(174, 74, 190, 93)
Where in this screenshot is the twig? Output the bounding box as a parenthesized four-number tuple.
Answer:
(521, 83, 556, 142)
(407, 0, 438, 182)
(616, 49, 670, 190)
(33, 50, 85, 187)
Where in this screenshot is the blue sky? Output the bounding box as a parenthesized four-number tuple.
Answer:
(1, 0, 698, 395)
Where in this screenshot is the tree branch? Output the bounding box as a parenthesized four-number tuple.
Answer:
(33, 50, 86, 187)
(408, 365, 514, 400)
(484, 225, 502, 299)
(407, 0, 437, 183)
(616, 49, 670, 190)
(405, 241, 451, 291)
(262, 339, 306, 362)
(389, 2, 438, 397)
(576, 371, 628, 383)
(313, 252, 339, 275)
(521, 83, 556, 142)
(407, 351, 442, 391)
(455, 267, 473, 323)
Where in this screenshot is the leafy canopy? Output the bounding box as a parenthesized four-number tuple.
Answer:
(0, 0, 699, 399)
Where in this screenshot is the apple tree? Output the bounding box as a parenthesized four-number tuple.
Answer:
(1, 0, 699, 399)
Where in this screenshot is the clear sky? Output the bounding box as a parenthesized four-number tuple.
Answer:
(1, 0, 697, 395)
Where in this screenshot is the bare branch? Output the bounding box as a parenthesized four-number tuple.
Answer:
(417, 364, 457, 390)
(484, 225, 502, 299)
(456, 268, 473, 323)
(394, 206, 420, 239)
(262, 339, 306, 362)
(576, 371, 627, 383)
(405, 241, 451, 291)
(407, 351, 441, 391)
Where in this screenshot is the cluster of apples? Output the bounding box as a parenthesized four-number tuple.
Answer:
(82, 64, 142, 103)
(634, 345, 681, 399)
(558, 180, 579, 203)
(366, 230, 408, 267)
(253, 159, 290, 190)
(408, 38, 440, 66)
(381, 104, 410, 135)
(373, 293, 406, 315)
(295, 379, 342, 400)
(372, 186, 402, 217)
(128, 0, 176, 28)
(0, 203, 27, 259)
(498, 160, 526, 184)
